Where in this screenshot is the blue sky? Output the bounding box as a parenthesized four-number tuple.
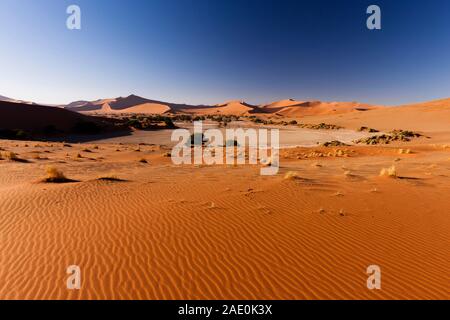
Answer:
(0, 0, 449, 105)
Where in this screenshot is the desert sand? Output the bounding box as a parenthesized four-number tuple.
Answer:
(0, 97, 449, 300)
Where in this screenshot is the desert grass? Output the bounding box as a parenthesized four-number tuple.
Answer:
(2, 151, 29, 163)
(284, 171, 301, 180)
(41, 166, 74, 183)
(379, 165, 397, 178)
(398, 148, 412, 155)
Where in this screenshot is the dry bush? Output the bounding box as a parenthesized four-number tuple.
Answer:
(5, 151, 18, 160)
(284, 171, 301, 180)
(42, 166, 73, 183)
(379, 165, 397, 178)
(398, 149, 411, 155)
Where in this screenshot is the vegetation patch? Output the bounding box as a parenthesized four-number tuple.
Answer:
(321, 140, 349, 147)
(41, 166, 76, 183)
(355, 130, 423, 145)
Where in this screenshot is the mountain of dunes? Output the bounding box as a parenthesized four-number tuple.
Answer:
(64, 95, 260, 116)
(64, 95, 380, 117)
(65, 94, 206, 115)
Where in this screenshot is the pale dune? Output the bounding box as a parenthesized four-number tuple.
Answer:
(261, 98, 306, 109)
(260, 100, 380, 117)
(302, 98, 450, 133)
(184, 100, 258, 116)
(93, 102, 171, 115)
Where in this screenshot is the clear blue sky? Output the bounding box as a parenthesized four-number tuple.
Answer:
(1, 0, 449, 106)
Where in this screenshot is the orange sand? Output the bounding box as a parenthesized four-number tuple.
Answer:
(0, 97, 449, 300)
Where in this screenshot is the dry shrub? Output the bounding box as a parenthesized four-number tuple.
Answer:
(284, 171, 301, 180)
(379, 165, 397, 178)
(43, 166, 73, 183)
(398, 149, 411, 155)
(5, 151, 18, 161)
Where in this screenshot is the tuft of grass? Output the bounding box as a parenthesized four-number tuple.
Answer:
(284, 171, 301, 180)
(379, 165, 397, 178)
(42, 166, 74, 183)
(5, 151, 17, 160)
(2, 151, 29, 162)
(139, 158, 148, 164)
(398, 148, 411, 155)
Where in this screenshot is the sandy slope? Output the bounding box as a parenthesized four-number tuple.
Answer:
(260, 100, 379, 117)
(0, 138, 449, 300)
(300, 98, 450, 133)
(0, 101, 107, 132)
(181, 100, 258, 116)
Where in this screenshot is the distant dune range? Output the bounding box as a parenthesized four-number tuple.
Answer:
(1, 93, 450, 136)
(60, 94, 381, 117)
(59, 94, 450, 132)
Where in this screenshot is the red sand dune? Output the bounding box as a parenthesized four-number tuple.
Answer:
(181, 100, 259, 115)
(260, 100, 380, 117)
(306, 98, 450, 132)
(63, 95, 380, 117)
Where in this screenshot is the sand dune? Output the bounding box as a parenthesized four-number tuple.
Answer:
(67, 94, 210, 115)
(61, 95, 380, 117)
(0, 100, 112, 133)
(260, 100, 380, 117)
(182, 100, 259, 115)
(0, 95, 33, 105)
(304, 98, 450, 133)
